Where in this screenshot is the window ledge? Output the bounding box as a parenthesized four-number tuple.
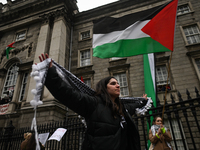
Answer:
(156, 56, 170, 62)
(109, 58, 127, 62)
(15, 39, 26, 43)
(108, 63, 130, 71)
(77, 64, 93, 69)
(157, 89, 177, 94)
(186, 49, 200, 56)
(177, 11, 194, 17)
(78, 37, 92, 42)
(185, 42, 200, 47)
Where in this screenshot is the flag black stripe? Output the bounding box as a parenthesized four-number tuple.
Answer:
(93, 1, 171, 34)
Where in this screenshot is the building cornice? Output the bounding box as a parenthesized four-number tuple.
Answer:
(0, 0, 77, 28)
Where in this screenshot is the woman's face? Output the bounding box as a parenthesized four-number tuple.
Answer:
(155, 117, 162, 125)
(107, 78, 120, 100)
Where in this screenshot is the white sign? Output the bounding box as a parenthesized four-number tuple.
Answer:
(0, 104, 9, 115)
(48, 128, 67, 142)
(38, 132, 49, 146)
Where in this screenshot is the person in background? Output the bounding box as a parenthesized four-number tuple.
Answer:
(149, 116, 173, 150)
(39, 53, 148, 150)
(0, 92, 9, 105)
(20, 132, 45, 150)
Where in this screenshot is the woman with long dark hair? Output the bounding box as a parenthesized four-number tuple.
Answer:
(39, 53, 148, 150)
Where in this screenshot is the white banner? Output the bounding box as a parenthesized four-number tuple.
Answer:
(0, 103, 9, 115)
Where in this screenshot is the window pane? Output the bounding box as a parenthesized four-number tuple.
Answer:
(195, 59, 200, 73)
(84, 79, 91, 88)
(193, 26, 198, 33)
(156, 66, 171, 91)
(165, 120, 188, 150)
(183, 28, 189, 35)
(183, 25, 200, 44)
(16, 30, 26, 41)
(81, 31, 90, 40)
(113, 73, 129, 96)
(80, 50, 91, 67)
(2, 63, 19, 103)
(19, 73, 28, 101)
(195, 35, 200, 43)
(177, 4, 190, 15)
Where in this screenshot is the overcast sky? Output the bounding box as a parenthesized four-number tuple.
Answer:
(1, 0, 119, 12)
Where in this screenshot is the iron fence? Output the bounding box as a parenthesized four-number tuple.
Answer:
(133, 88, 200, 150)
(0, 118, 86, 150)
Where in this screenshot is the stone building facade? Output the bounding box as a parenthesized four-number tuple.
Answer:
(0, 0, 200, 149)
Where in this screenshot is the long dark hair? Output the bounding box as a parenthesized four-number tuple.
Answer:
(25, 132, 36, 150)
(95, 76, 124, 117)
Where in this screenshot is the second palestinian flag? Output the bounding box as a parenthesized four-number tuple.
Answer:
(93, 0, 178, 58)
(6, 42, 15, 59)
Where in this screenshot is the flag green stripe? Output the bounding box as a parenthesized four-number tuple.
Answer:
(143, 54, 156, 149)
(6, 47, 13, 59)
(143, 54, 156, 107)
(93, 37, 171, 58)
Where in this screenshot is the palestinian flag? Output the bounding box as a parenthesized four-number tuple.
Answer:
(6, 42, 15, 59)
(143, 53, 156, 149)
(93, 0, 178, 58)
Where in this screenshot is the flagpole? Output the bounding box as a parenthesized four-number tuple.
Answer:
(161, 0, 178, 123)
(161, 51, 173, 123)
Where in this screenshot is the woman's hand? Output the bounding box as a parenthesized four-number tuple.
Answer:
(38, 53, 52, 68)
(142, 94, 147, 100)
(157, 128, 161, 134)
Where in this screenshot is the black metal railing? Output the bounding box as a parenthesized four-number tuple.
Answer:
(133, 87, 200, 150)
(0, 87, 199, 150)
(0, 117, 86, 150)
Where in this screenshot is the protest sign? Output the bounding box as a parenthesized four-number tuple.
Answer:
(48, 128, 67, 141)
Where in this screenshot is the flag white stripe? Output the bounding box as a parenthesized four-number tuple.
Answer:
(93, 20, 150, 48)
(148, 53, 155, 91)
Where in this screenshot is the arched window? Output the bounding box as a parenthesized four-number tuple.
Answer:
(2, 63, 19, 101)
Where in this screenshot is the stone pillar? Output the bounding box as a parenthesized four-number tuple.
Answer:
(49, 16, 67, 65)
(26, 20, 51, 103)
(42, 14, 67, 101)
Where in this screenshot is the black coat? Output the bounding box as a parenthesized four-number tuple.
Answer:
(45, 66, 147, 150)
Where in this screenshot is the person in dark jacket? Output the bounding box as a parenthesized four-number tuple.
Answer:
(40, 53, 148, 150)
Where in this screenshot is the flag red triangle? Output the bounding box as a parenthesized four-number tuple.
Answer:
(141, 0, 178, 51)
(81, 76, 84, 82)
(7, 42, 15, 48)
